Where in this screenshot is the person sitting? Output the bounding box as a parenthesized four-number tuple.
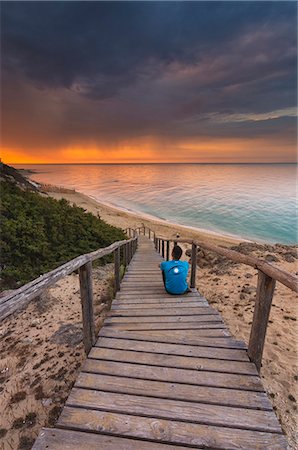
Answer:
(160, 245, 190, 295)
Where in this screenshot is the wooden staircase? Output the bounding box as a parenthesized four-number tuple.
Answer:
(33, 235, 287, 449)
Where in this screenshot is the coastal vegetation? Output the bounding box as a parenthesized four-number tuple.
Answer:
(0, 180, 126, 290)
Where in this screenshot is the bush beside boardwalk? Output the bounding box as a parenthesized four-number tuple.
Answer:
(0, 180, 126, 290)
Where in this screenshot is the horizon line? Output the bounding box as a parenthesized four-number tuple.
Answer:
(9, 161, 297, 166)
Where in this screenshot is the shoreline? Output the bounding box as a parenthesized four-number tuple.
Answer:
(40, 184, 249, 247)
(23, 167, 296, 246)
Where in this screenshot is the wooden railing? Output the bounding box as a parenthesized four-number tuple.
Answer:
(131, 225, 297, 372)
(0, 236, 138, 353)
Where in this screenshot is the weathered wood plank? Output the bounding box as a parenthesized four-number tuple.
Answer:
(96, 336, 250, 361)
(99, 328, 246, 349)
(89, 347, 256, 375)
(106, 314, 221, 324)
(103, 322, 225, 331)
(32, 428, 185, 449)
(66, 388, 280, 432)
(82, 359, 263, 391)
(116, 291, 200, 303)
(112, 301, 209, 309)
(108, 307, 220, 317)
(76, 372, 271, 409)
(104, 328, 231, 337)
(114, 296, 205, 304)
(57, 407, 287, 449)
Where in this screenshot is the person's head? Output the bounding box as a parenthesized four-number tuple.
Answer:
(172, 245, 182, 260)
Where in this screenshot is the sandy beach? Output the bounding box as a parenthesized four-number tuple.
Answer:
(1, 186, 297, 449)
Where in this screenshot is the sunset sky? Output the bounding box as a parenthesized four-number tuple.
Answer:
(1, 1, 297, 164)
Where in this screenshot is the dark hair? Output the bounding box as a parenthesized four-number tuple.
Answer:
(172, 245, 182, 260)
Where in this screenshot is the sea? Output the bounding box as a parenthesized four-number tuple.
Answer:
(15, 163, 297, 245)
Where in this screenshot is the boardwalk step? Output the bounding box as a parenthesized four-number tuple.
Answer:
(56, 407, 287, 450)
(64, 388, 280, 432)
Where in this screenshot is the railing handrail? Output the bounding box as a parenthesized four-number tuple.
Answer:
(1, 234, 138, 352)
(153, 235, 298, 293)
(0, 237, 137, 307)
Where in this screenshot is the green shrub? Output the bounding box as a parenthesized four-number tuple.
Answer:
(0, 181, 126, 290)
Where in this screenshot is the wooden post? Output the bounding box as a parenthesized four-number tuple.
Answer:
(79, 262, 95, 354)
(166, 241, 170, 261)
(248, 270, 276, 372)
(190, 243, 197, 288)
(128, 241, 132, 262)
(162, 240, 165, 258)
(126, 242, 130, 266)
(123, 243, 127, 267)
(148, 229, 151, 239)
(114, 247, 121, 292)
(133, 238, 137, 255)
(158, 239, 161, 254)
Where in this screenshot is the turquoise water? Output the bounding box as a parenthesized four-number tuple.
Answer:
(16, 164, 297, 244)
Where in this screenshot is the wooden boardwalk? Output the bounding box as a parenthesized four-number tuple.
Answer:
(33, 235, 287, 449)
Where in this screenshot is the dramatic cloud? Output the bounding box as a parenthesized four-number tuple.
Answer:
(1, 1, 297, 162)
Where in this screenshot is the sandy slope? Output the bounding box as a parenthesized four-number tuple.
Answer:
(0, 265, 114, 450)
(1, 187, 297, 449)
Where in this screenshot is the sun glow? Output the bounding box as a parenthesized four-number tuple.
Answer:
(2, 134, 296, 165)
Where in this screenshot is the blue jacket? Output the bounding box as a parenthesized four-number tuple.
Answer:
(160, 260, 189, 294)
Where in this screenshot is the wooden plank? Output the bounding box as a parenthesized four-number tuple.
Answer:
(109, 307, 218, 317)
(114, 296, 205, 304)
(32, 428, 185, 450)
(104, 328, 231, 337)
(76, 372, 272, 410)
(89, 347, 256, 375)
(82, 359, 263, 391)
(99, 329, 246, 349)
(121, 282, 164, 285)
(103, 322, 225, 331)
(97, 336, 249, 361)
(112, 301, 209, 309)
(57, 407, 287, 449)
(65, 388, 280, 432)
(115, 297, 202, 303)
(106, 315, 221, 324)
(119, 290, 180, 295)
(116, 293, 199, 298)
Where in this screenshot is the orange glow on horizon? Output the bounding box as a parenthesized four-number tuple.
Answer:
(1, 135, 296, 165)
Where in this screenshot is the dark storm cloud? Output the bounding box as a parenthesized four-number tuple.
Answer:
(1, 1, 297, 152)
